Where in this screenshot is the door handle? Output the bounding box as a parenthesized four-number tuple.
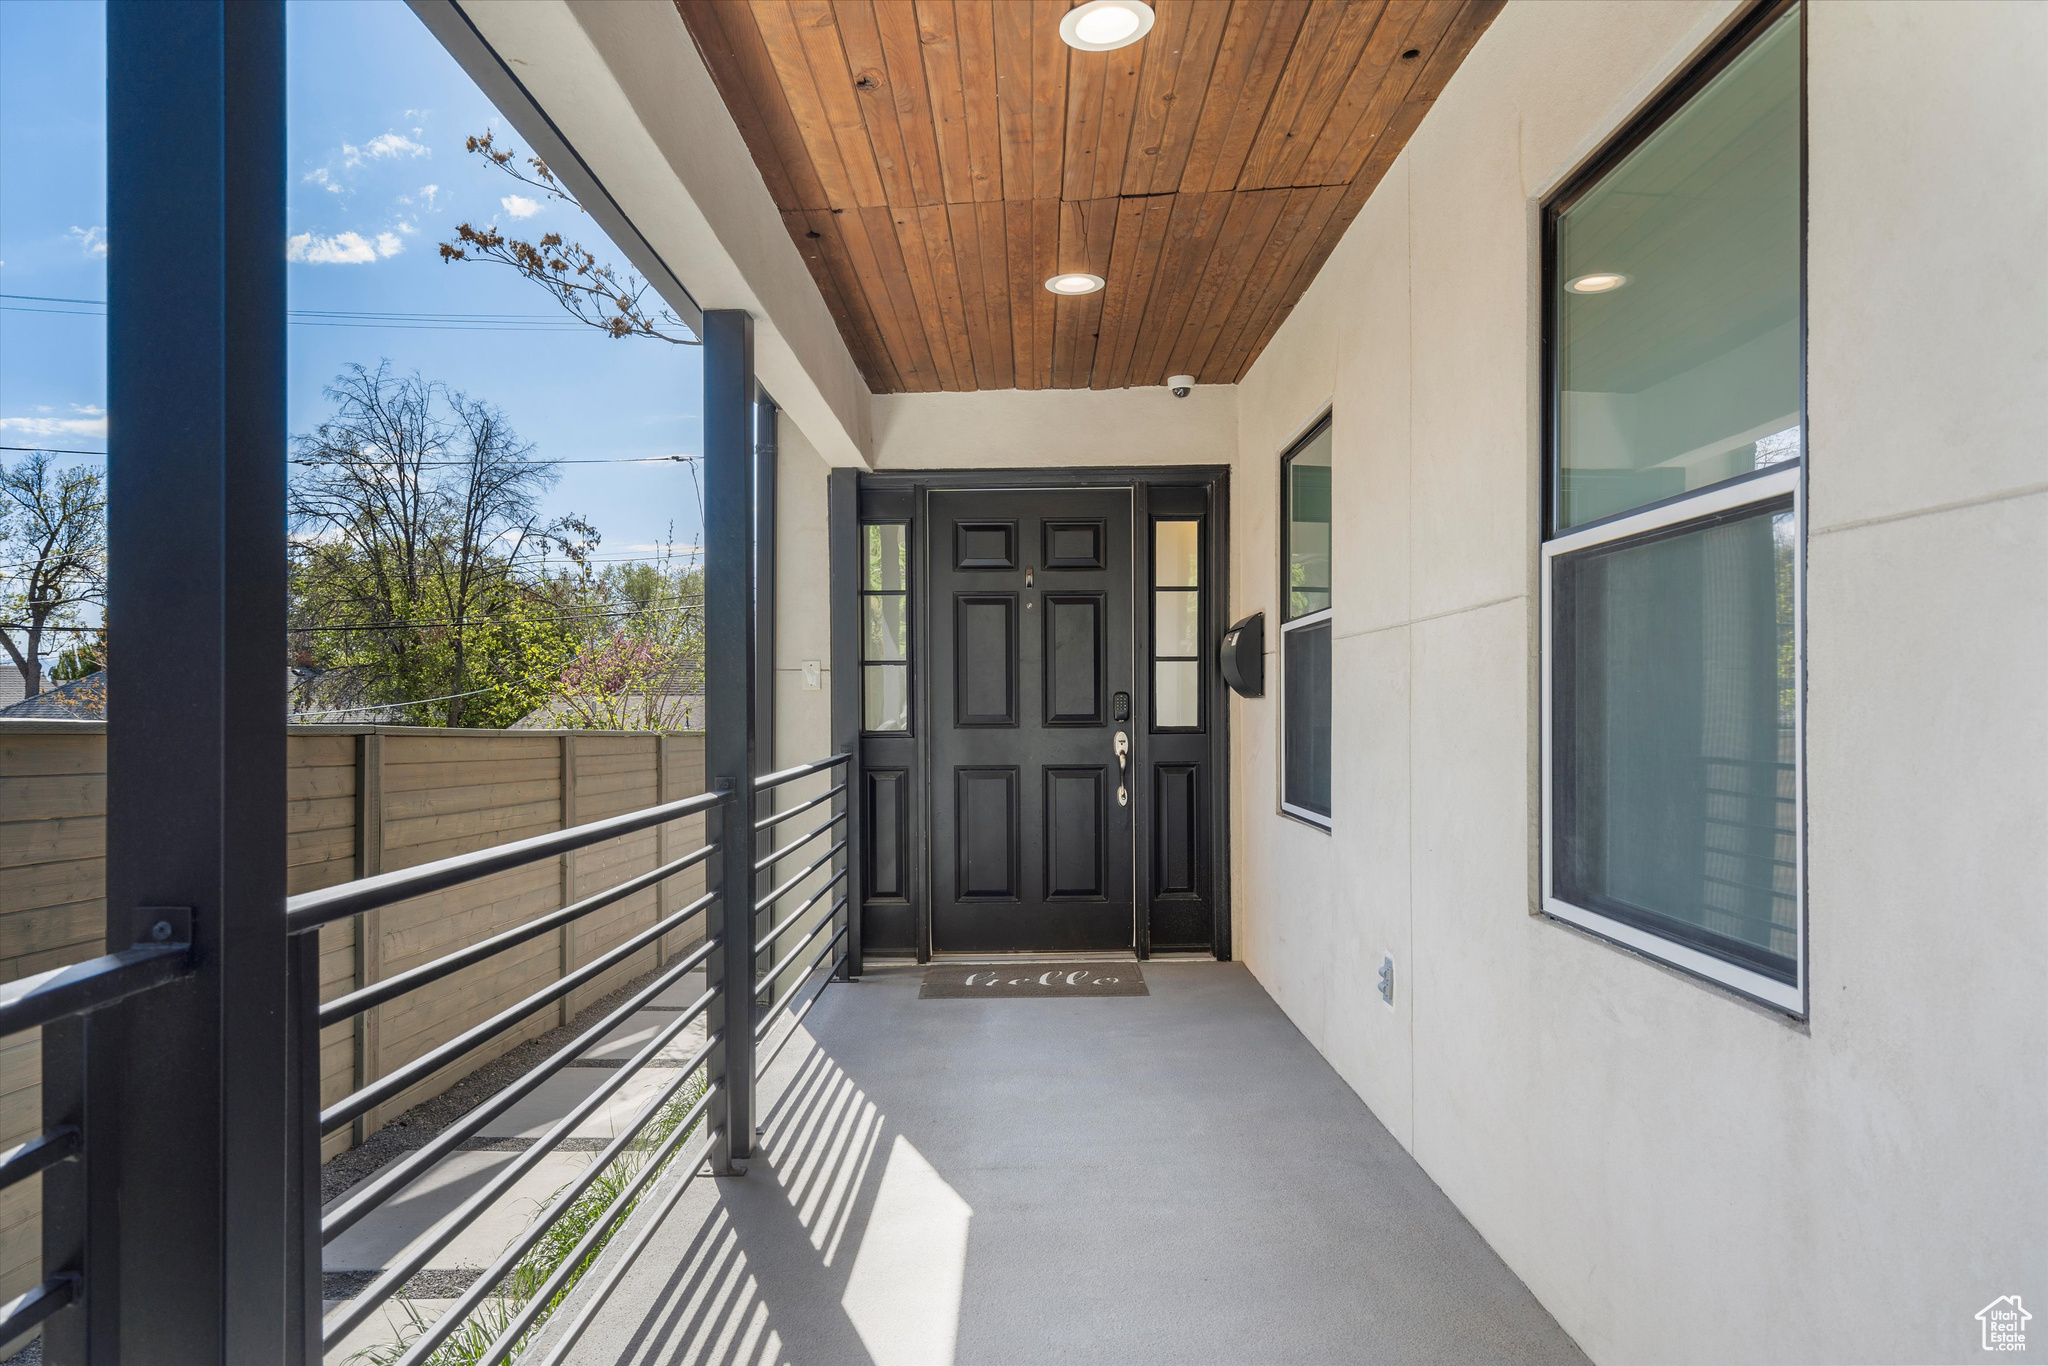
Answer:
(1114, 730, 1129, 807)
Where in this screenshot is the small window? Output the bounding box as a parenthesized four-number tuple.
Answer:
(1152, 519, 1201, 730)
(861, 523, 909, 732)
(1542, 0, 1803, 1012)
(1280, 418, 1332, 827)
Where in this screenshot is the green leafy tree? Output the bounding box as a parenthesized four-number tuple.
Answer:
(544, 542, 702, 731)
(290, 362, 596, 727)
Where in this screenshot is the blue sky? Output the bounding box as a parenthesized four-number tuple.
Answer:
(2, 0, 706, 666)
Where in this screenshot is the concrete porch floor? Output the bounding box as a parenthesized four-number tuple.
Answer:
(554, 960, 1586, 1365)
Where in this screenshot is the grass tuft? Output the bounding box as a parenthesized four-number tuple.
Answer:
(348, 1072, 708, 1366)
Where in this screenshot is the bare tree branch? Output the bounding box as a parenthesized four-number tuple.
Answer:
(439, 132, 697, 346)
(0, 450, 107, 697)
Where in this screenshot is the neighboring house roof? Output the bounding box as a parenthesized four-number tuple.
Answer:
(0, 670, 107, 720)
(0, 667, 24, 710)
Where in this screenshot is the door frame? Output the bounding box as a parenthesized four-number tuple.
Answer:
(839, 465, 1232, 963)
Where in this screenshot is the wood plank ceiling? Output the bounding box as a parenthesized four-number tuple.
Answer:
(678, 0, 1503, 393)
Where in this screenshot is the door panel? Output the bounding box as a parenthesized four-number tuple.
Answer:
(954, 595, 1017, 725)
(928, 488, 1134, 952)
(954, 767, 1018, 899)
(1044, 594, 1104, 725)
(1045, 767, 1106, 898)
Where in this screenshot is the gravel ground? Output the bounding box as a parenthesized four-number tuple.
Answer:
(321, 961, 689, 1205)
(0, 962, 698, 1361)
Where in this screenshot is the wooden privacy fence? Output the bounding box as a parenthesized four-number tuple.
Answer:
(0, 720, 708, 1307)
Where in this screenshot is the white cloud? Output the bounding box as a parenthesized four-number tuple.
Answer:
(305, 166, 341, 194)
(71, 404, 105, 418)
(0, 415, 109, 439)
(419, 184, 441, 210)
(287, 231, 377, 264)
(362, 132, 429, 161)
(500, 194, 540, 219)
(374, 232, 404, 258)
(67, 226, 108, 258)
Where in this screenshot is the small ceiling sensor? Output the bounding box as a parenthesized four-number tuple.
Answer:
(1565, 271, 1630, 294)
(1044, 272, 1106, 296)
(1059, 0, 1155, 52)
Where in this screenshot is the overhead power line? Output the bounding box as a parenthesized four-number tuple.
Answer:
(2, 294, 610, 333)
(3, 444, 698, 466)
(290, 683, 504, 719)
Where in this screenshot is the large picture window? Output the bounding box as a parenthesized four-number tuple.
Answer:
(1280, 418, 1332, 827)
(1542, 0, 1803, 1011)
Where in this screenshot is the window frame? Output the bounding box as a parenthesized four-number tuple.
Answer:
(1148, 514, 1205, 734)
(859, 520, 912, 735)
(1538, 0, 1807, 1016)
(1279, 414, 1334, 831)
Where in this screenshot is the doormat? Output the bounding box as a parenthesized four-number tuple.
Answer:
(919, 962, 1147, 998)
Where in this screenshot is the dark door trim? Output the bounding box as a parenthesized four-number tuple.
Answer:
(846, 465, 1231, 962)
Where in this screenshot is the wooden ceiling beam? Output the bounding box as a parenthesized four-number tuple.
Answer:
(676, 0, 1500, 392)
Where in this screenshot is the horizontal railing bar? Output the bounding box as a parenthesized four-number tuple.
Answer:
(752, 866, 848, 956)
(755, 917, 847, 1043)
(478, 1086, 722, 1366)
(0, 1126, 79, 1194)
(392, 1056, 718, 1366)
(319, 842, 717, 1027)
(753, 780, 845, 832)
(322, 1018, 720, 1348)
(0, 1274, 78, 1345)
(752, 837, 849, 914)
(752, 809, 846, 873)
(753, 752, 850, 792)
(756, 946, 847, 1080)
(754, 900, 841, 996)
(524, 1124, 722, 1366)
(0, 943, 192, 1038)
(321, 893, 716, 1135)
(322, 962, 717, 1244)
(287, 787, 727, 930)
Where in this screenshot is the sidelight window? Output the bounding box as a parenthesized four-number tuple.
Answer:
(1152, 519, 1201, 730)
(1541, 0, 1803, 1011)
(1280, 418, 1332, 827)
(861, 522, 910, 732)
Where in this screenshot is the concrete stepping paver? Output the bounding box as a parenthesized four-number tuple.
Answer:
(324, 1148, 597, 1273)
(318, 965, 713, 1362)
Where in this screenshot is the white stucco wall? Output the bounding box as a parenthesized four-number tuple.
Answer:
(1229, 3, 2048, 1363)
(868, 384, 1238, 470)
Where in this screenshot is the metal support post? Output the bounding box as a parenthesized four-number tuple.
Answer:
(827, 468, 864, 978)
(93, 2, 297, 1360)
(703, 310, 758, 1168)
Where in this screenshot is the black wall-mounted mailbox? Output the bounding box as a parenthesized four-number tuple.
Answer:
(1220, 612, 1265, 698)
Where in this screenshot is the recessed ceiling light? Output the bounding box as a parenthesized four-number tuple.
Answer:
(1045, 272, 1106, 296)
(1566, 272, 1630, 294)
(1059, 0, 1154, 52)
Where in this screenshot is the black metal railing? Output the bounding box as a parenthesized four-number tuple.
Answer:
(749, 754, 853, 1078)
(288, 749, 853, 1364)
(0, 922, 198, 1346)
(299, 786, 729, 1360)
(513, 750, 854, 1366)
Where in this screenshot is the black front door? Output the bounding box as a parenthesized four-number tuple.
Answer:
(926, 489, 1134, 953)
